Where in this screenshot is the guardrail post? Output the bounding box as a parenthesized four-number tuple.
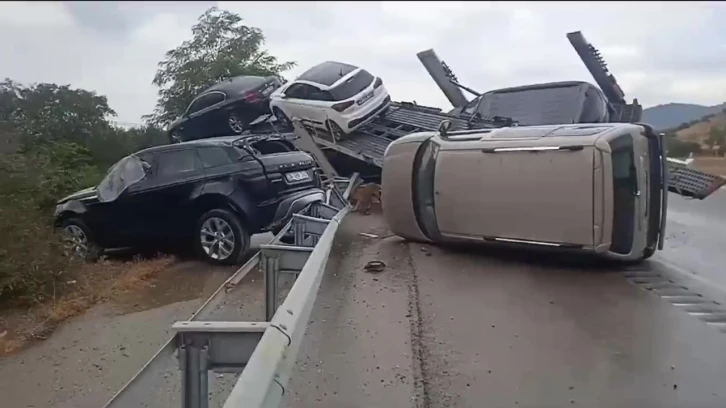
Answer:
(263, 255, 280, 322)
(178, 339, 209, 408)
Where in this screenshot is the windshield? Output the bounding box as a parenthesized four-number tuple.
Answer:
(97, 155, 147, 203)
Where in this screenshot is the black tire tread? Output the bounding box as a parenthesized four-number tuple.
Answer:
(194, 208, 250, 265)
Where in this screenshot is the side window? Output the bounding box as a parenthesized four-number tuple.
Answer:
(187, 92, 226, 115)
(579, 88, 609, 123)
(284, 84, 303, 98)
(308, 87, 333, 102)
(197, 146, 233, 168)
(156, 150, 201, 178)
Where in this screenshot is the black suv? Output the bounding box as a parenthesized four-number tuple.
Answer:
(54, 135, 323, 264)
(167, 75, 283, 144)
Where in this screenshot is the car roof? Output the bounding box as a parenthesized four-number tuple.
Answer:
(484, 80, 595, 95)
(136, 136, 243, 155)
(297, 61, 358, 86)
(201, 76, 268, 95)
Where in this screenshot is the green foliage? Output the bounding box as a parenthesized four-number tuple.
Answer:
(705, 126, 726, 150)
(143, 7, 296, 127)
(0, 147, 93, 303)
(0, 80, 166, 303)
(665, 133, 701, 158)
(1, 79, 116, 148)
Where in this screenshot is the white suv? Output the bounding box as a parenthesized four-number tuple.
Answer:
(269, 61, 391, 141)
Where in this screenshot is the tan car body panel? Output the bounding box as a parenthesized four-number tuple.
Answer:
(381, 137, 432, 242)
(381, 123, 656, 261)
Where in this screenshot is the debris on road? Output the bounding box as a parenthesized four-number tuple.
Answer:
(364, 260, 386, 273)
(359, 232, 379, 238)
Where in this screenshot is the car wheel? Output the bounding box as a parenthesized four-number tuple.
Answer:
(326, 120, 346, 142)
(272, 107, 293, 130)
(60, 218, 102, 262)
(169, 130, 183, 144)
(195, 208, 250, 265)
(228, 113, 248, 134)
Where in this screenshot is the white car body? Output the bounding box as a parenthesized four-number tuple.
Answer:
(269, 61, 391, 138)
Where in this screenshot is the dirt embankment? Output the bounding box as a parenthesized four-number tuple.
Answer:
(0, 255, 235, 356)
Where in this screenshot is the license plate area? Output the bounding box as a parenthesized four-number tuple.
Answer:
(357, 91, 374, 106)
(285, 171, 310, 183)
(261, 85, 275, 96)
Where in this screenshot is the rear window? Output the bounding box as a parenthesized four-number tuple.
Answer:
(329, 70, 375, 101)
(298, 61, 358, 86)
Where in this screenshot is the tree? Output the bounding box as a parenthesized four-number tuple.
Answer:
(1, 79, 116, 149)
(666, 133, 701, 158)
(705, 126, 726, 151)
(143, 7, 296, 128)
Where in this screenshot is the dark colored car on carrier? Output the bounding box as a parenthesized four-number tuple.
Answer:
(167, 75, 283, 144)
(54, 134, 323, 264)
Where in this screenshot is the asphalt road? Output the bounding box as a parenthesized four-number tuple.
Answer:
(2, 191, 725, 408)
(655, 188, 726, 300)
(286, 206, 726, 408)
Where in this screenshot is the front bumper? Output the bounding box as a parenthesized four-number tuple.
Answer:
(267, 188, 326, 231)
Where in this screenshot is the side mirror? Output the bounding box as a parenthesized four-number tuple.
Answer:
(438, 120, 453, 139)
(141, 161, 152, 175)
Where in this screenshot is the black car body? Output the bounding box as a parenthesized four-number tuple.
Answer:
(168, 76, 283, 144)
(54, 135, 323, 264)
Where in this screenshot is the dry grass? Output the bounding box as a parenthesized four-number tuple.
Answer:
(0, 255, 176, 356)
(677, 112, 726, 145)
(692, 157, 726, 176)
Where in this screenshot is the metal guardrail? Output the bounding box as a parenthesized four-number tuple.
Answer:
(103, 174, 360, 408)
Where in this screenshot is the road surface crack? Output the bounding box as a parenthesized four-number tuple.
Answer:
(405, 243, 431, 408)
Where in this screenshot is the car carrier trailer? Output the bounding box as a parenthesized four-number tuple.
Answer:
(249, 31, 724, 200)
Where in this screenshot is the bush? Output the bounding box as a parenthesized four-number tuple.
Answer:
(0, 142, 102, 303)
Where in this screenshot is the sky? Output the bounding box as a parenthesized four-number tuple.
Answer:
(1, 1, 724, 125)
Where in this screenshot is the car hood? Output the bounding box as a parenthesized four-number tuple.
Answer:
(57, 186, 98, 204)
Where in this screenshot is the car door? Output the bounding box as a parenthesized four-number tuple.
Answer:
(282, 84, 326, 128)
(127, 148, 206, 243)
(183, 92, 227, 139)
(98, 152, 157, 247)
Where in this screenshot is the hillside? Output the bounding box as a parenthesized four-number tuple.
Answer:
(642, 102, 726, 131)
(676, 111, 726, 144)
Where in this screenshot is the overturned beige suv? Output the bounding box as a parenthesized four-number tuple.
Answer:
(382, 122, 669, 262)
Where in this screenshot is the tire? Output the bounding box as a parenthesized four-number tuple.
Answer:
(638, 246, 656, 261)
(228, 112, 248, 134)
(60, 218, 103, 262)
(272, 107, 293, 130)
(194, 208, 250, 265)
(326, 119, 346, 142)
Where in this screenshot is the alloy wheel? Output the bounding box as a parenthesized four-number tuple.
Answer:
(200, 217, 236, 261)
(274, 109, 291, 129)
(328, 121, 345, 141)
(62, 224, 89, 258)
(228, 114, 245, 134)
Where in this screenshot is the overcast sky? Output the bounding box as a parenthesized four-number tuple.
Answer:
(1, 1, 724, 125)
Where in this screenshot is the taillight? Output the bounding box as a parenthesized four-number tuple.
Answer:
(242, 91, 262, 103)
(374, 77, 383, 88)
(331, 100, 355, 112)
